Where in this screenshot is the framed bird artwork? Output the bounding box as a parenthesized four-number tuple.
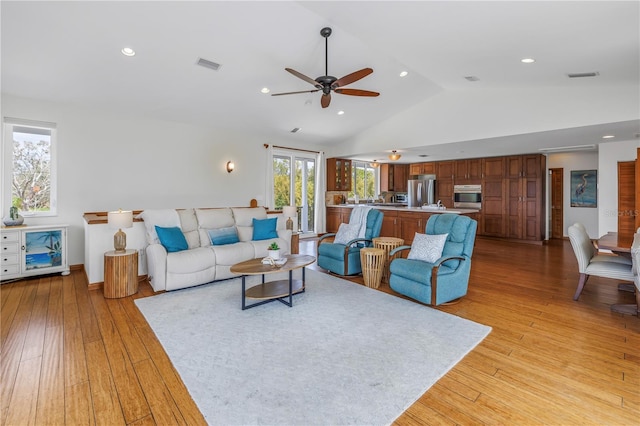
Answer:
(571, 170, 597, 207)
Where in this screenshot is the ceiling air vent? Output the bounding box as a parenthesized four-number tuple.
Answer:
(464, 76, 479, 82)
(291, 127, 301, 133)
(567, 71, 599, 78)
(196, 58, 221, 71)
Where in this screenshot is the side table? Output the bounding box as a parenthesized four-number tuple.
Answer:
(373, 237, 405, 283)
(360, 247, 385, 289)
(104, 249, 138, 298)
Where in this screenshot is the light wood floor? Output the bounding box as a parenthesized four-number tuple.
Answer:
(1, 237, 639, 425)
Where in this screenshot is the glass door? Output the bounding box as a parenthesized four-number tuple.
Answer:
(273, 151, 316, 234)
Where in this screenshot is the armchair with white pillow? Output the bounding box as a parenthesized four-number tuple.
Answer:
(317, 207, 384, 276)
(389, 214, 477, 306)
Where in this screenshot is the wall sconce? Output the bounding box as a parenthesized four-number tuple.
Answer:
(283, 206, 297, 231)
(107, 209, 133, 252)
(226, 161, 235, 173)
(370, 160, 380, 168)
(388, 150, 401, 161)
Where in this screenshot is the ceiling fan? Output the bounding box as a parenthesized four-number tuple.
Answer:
(271, 27, 380, 108)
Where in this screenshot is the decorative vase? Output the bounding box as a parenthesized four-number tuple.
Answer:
(3, 214, 24, 227)
(267, 249, 280, 260)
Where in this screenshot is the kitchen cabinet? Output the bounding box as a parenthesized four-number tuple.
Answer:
(455, 158, 482, 181)
(325, 207, 352, 233)
(436, 161, 455, 208)
(326, 158, 352, 191)
(409, 162, 436, 176)
(480, 156, 505, 237)
(1, 225, 70, 281)
(380, 164, 409, 192)
(380, 210, 400, 238)
(505, 154, 545, 241)
(398, 211, 426, 245)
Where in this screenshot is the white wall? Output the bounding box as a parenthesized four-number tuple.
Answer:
(598, 139, 640, 236)
(2, 94, 276, 266)
(546, 152, 599, 237)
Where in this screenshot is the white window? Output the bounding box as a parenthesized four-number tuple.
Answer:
(2, 118, 57, 217)
(350, 161, 378, 201)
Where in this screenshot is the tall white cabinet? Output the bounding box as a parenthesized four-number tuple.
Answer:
(1, 225, 70, 281)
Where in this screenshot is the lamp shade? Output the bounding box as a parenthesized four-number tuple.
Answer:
(108, 210, 133, 230)
(283, 206, 297, 218)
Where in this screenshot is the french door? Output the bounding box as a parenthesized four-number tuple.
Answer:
(273, 151, 316, 234)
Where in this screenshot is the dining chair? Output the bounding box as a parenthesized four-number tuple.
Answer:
(567, 223, 634, 301)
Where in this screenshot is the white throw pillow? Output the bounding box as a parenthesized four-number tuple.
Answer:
(334, 223, 360, 245)
(407, 233, 448, 263)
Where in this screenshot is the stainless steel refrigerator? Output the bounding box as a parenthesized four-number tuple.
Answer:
(407, 175, 436, 208)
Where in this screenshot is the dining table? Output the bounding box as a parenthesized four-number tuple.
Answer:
(596, 231, 639, 316)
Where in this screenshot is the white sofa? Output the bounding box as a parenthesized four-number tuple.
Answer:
(140, 207, 292, 292)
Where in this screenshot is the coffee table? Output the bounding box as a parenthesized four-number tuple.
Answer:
(230, 254, 316, 310)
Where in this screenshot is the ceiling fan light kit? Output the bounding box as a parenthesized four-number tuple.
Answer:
(388, 150, 401, 161)
(272, 27, 380, 108)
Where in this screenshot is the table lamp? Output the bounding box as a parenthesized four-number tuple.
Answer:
(283, 206, 297, 231)
(108, 209, 133, 252)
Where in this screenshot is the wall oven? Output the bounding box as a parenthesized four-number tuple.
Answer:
(453, 184, 482, 209)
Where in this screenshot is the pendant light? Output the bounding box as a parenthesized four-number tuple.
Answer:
(388, 150, 401, 161)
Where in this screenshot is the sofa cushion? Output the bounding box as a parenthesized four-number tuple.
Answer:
(166, 246, 216, 274)
(253, 217, 278, 240)
(137, 209, 180, 244)
(195, 208, 235, 247)
(208, 226, 240, 245)
(210, 242, 255, 266)
(155, 226, 189, 253)
(177, 208, 200, 249)
(232, 207, 267, 241)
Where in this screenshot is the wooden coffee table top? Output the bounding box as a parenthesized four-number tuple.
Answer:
(230, 254, 316, 275)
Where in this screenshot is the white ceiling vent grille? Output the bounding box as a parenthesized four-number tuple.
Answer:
(567, 71, 599, 78)
(196, 58, 221, 71)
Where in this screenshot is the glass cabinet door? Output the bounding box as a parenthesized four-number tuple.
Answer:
(22, 228, 66, 274)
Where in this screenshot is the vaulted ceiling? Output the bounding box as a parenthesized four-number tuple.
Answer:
(2, 1, 638, 163)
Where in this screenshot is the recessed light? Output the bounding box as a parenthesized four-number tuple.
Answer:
(121, 47, 135, 57)
(602, 135, 615, 139)
(261, 87, 270, 94)
(521, 58, 535, 64)
(399, 71, 408, 77)
(337, 110, 345, 115)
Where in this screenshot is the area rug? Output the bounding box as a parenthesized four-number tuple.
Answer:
(135, 269, 491, 425)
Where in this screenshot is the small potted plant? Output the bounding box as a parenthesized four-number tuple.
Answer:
(267, 242, 280, 260)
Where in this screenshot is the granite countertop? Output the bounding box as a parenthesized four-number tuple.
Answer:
(329, 204, 479, 214)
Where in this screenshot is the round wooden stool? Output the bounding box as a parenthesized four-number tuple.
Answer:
(360, 247, 385, 289)
(372, 237, 405, 283)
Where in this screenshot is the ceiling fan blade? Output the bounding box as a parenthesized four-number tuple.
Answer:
(321, 93, 331, 108)
(333, 68, 373, 88)
(271, 89, 320, 96)
(285, 68, 321, 88)
(334, 88, 380, 97)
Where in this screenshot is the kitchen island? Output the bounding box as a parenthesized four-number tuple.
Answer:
(326, 204, 479, 245)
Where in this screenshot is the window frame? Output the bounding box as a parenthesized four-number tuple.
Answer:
(2, 118, 58, 217)
(350, 160, 378, 201)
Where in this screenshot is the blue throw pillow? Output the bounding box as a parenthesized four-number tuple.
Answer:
(155, 226, 188, 253)
(208, 226, 239, 245)
(252, 217, 278, 241)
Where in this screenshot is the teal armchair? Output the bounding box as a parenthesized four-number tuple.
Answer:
(389, 214, 477, 306)
(317, 209, 384, 276)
